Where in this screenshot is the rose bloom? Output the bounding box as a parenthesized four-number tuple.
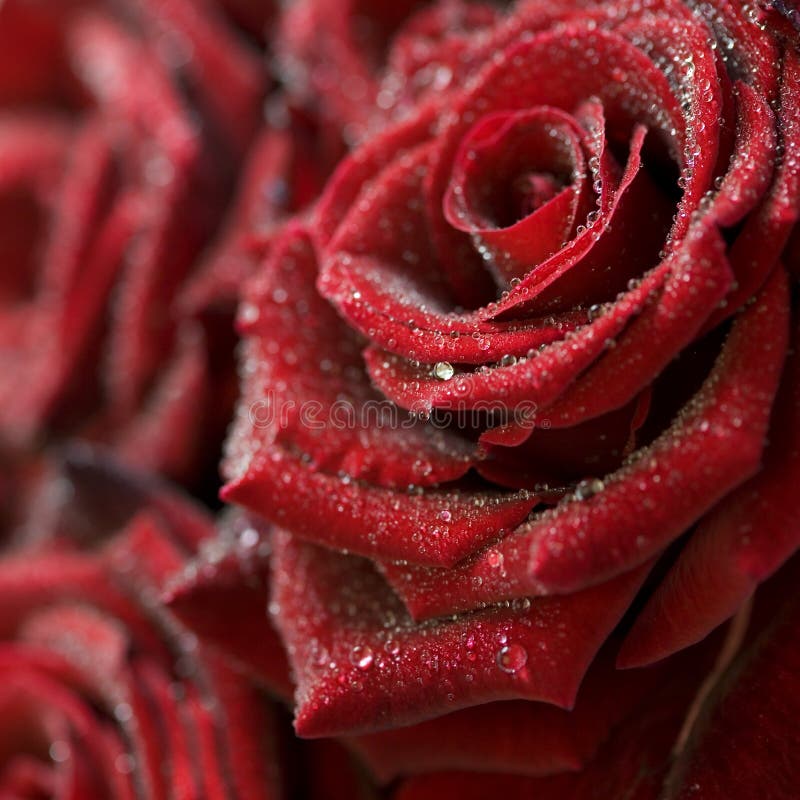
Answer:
(1, 0, 799, 798)
(0, 0, 306, 490)
(0, 448, 301, 799)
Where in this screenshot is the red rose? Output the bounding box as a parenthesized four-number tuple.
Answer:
(0, 0, 268, 484)
(0, 451, 280, 799)
(211, 0, 800, 793)
(1, 0, 799, 797)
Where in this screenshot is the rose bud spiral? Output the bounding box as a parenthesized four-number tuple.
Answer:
(220, 0, 800, 754)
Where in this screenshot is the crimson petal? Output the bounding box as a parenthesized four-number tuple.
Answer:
(163, 515, 292, 699)
(237, 226, 476, 489)
(271, 530, 646, 737)
(383, 268, 787, 614)
(345, 643, 675, 782)
(366, 224, 730, 417)
(542, 223, 732, 429)
(619, 319, 800, 667)
(705, 49, 800, 326)
(528, 267, 789, 594)
(222, 446, 534, 566)
(393, 634, 720, 800)
(657, 560, 800, 799)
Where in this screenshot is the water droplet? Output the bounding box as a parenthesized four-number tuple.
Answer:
(487, 551, 504, 568)
(240, 303, 260, 325)
(49, 740, 70, 763)
(239, 527, 259, 548)
(384, 639, 401, 656)
(433, 361, 455, 380)
(575, 478, 605, 500)
(350, 645, 374, 671)
(496, 643, 528, 674)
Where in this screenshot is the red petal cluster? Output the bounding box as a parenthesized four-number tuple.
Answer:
(0, 0, 798, 797)
(221, 0, 800, 759)
(0, 0, 274, 486)
(0, 452, 281, 799)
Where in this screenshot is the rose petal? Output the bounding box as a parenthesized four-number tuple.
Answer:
(382, 268, 787, 614)
(222, 445, 535, 566)
(426, 26, 688, 311)
(238, 226, 476, 489)
(541, 223, 732, 429)
(345, 642, 677, 781)
(365, 223, 730, 416)
(135, 0, 265, 154)
(109, 324, 209, 484)
(393, 634, 719, 800)
(705, 48, 800, 326)
(528, 267, 789, 594)
(271, 530, 648, 736)
(443, 107, 588, 286)
(619, 318, 800, 667)
(164, 516, 292, 698)
(657, 560, 800, 799)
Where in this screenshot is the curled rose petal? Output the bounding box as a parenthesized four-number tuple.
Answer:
(270, 529, 648, 737)
(391, 629, 728, 799)
(345, 643, 681, 782)
(381, 268, 788, 617)
(235, 226, 477, 489)
(619, 317, 800, 667)
(527, 267, 789, 594)
(163, 513, 293, 699)
(365, 222, 731, 417)
(222, 446, 535, 566)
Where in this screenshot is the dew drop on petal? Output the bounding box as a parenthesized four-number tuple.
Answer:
(49, 741, 70, 763)
(487, 551, 504, 568)
(575, 478, 605, 500)
(433, 361, 455, 381)
(240, 302, 260, 325)
(496, 643, 528, 674)
(384, 638, 401, 656)
(238, 527, 259, 548)
(588, 303, 603, 321)
(350, 644, 374, 671)
(115, 754, 135, 774)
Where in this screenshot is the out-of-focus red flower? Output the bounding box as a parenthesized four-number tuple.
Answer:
(0, 449, 282, 799)
(0, 0, 271, 485)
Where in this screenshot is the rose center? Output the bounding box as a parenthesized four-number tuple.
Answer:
(511, 171, 569, 225)
(444, 107, 591, 286)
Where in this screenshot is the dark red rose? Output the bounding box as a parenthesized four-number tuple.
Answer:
(0, 0, 269, 485)
(0, 0, 799, 797)
(209, 0, 800, 794)
(0, 451, 280, 799)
